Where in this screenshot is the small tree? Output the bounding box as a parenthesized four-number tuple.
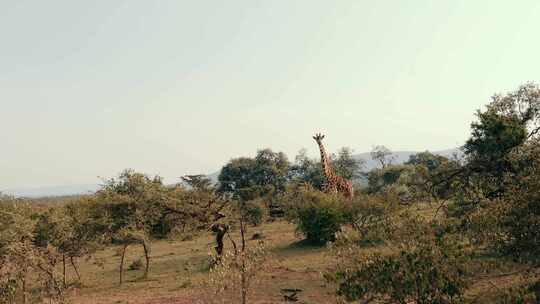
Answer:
(207, 201, 270, 304)
(95, 170, 168, 283)
(284, 185, 346, 245)
(113, 227, 150, 285)
(333, 147, 363, 180)
(370, 145, 394, 168)
(0, 200, 65, 303)
(34, 199, 100, 286)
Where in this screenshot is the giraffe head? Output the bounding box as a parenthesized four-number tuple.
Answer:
(313, 133, 325, 144)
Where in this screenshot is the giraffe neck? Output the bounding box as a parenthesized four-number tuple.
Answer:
(317, 142, 334, 179)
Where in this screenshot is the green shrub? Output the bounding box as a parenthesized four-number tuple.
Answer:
(491, 280, 539, 304)
(331, 234, 469, 304)
(284, 187, 346, 245)
(242, 199, 267, 226)
(343, 193, 399, 245)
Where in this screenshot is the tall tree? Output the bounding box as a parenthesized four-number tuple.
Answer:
(218, 149, 289, 201)
(333, 147, 364, 180)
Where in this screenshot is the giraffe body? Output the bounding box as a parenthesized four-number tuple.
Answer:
(313, 133, 354, 200)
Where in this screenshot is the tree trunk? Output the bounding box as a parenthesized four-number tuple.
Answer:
(21, 272, 27, 304)
(62, 254, 66, 287)
(240, 213, 247, 304)
(142, 242, 150, 278)
(241, 264, 247, 304)
(70, 256, 81, 282)
(119, 245, 128, 285)
(211, 224, 228, 257)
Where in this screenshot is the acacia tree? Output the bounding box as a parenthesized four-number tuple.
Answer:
(166, 175, 231, 258)
(102, 171, 230, 285)
(95, 170, 168, 284)
(34, 198, 101, 286)
(370, 145, 394, 168)
(0, 200, 65, 303)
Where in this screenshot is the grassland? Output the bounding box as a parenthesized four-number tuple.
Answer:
(63, 203, 534, 304)
(65, 220, 335, 304)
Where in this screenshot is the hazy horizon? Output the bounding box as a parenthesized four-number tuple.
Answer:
(3, 1, 540, 189)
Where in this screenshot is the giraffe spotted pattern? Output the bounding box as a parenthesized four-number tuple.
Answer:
(313, 133, 354, 200)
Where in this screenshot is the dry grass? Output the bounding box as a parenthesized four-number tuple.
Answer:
(65, 221, 336, 304)
(62, 204, 537, 303)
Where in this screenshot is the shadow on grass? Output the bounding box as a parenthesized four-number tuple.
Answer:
(272, 239, 327, 256)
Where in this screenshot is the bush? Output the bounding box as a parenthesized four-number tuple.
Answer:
(497, 144, 540, 262)
(367, 165, 412, 193)
(284, 187, 346, 245)
(343, 193, 399, 245)
(242, 199, 267, 226)
(331, 231, 469, 304)
(489, 279, 540, 304)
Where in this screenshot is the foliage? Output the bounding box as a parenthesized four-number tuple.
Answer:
(367, 164, 412, 193)
(33, 198, 102, 284)
(284, 186, 346, 245)
(333, 147, 364, 180)
(437, 84, 540, 260)
(330, 219, 469, 304)
(463, 110, 528, 198)
(92, 170, 170, 282)
(206, 198, 271, 304)
(289, 148, 325, 190)
(447, 83, 540, 206)
(207, 241, 270, 304)
(496, 140, 540, 262)
(181, 174, 214, 191)
(370, 145, 394, 168)
(343, 193, 400, 244)
(406, 151, 450, 172)
(494, 281, 539, 304)
(218, 149, 289, 201)
(0, 201, 66, 303)
(241, 199, 267, 226)
(160, 180, 231, 238)
(487, 82, 540, 138)
(289, 147, 363, 191)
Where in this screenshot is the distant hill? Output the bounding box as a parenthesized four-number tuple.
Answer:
(207, 148, 463, 183)
(354, 148, 462, 172)
(3, 184, 100, 199)
(4, 148, 462, 198)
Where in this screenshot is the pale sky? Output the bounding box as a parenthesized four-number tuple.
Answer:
(2, 1, 540, 189)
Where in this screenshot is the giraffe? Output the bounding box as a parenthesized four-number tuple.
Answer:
(313, 133, 354, 200)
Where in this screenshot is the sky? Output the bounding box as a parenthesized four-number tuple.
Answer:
(2, 1, 540, 189)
